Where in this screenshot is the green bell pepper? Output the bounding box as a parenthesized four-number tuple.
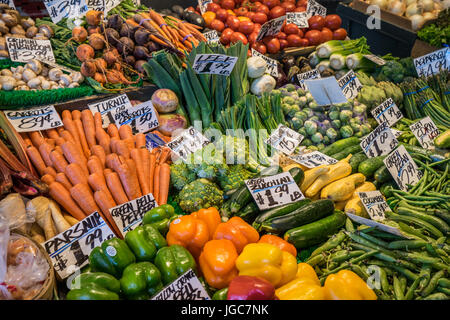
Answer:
(142, 205, 178, 235)
(120, 262, 164, 300)
(89, 238, 136, 278)
(212, 288, 228, 300)
(154, 245, 196, 285)
(66, 272, 120, 300)
(125, 225, 167, 262)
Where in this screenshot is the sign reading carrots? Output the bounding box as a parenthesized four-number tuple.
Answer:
(110, 100, 159, 134)
(4, 105, 63, 132)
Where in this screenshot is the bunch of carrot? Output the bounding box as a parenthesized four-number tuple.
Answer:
(22, 109, 172, 237)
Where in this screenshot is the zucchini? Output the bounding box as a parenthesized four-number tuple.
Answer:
(321, 137, 361, 156)
(330, 144, 363, 160)
(349, 152, 368, 174)
(261, 199, 335, 233)
(358, 155, 387, 178)
(236, 201, 259, 223)
(284, 210, 347, 249)
(252, 199, 311, 230)
(374, 165, 393, 183)
(434, 129, 450, 149)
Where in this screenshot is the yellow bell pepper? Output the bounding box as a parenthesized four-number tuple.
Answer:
(324, 270, 377, 300)
(235, 243, 297, 288)
(276, 263, 326, 300)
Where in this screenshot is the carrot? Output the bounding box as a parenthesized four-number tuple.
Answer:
(55, 137, 66, 146)
(125, 18, 140, 27)
(20, 132, 30, 141)
(124, 138, 135, 151)
(90, 145, 106, 167)
(152, 130, 172, 143)
(55, 172, 73, 190)
(96, 128, 111, 155)
(116, 163, 141, 201)
(23, 138, 33, 148)
(105, 171, 129, 205)
(72, 110, 82, 120)
(94, 112, 103, 130)
(103, 168, 112, 176)
(88, 172, 116, 207)
(115, 140, 130, 159)
(49, 182, 86, 220)
(135, 133, 146, 148)
(94, 190, 121, 236)
(153, 164, 161, 203)
(131, 148, 149, 195)
(56, 127, 64, 134)
(26, 145, 46, 176)
(158, 147, 172, 164)
(89, 154, 105, 169)
(54, 145, 63, 155)
(62, 117, 84, 159)
(81, 109, 97, 149)
(140, 148, 150, 192)
(110, 137, 119, 154)
(148, 153, 156, 194)
(46, 138, 55, 147)
(158, 163, 170, 205)
(87, 156, 105, 184)
(70, 183, 101, 215)
(107, 123, 120, 139)
(45, 129, 60, 140)
(62, 110, 72, 120)
(43, 166, 57, 177)
(29, 131, 45, 147)
(38, 142, 53, 167)
(74, 118, 91, 158)
(65, 163, 88, 186)
(105, 153, 120, 170)
(61, 140, 89, 176)
(41, 174, 55, 185)
(118, 124, 133, 140)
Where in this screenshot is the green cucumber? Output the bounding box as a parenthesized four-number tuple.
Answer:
(321, 137, 361, 156)
(252, 199, 311, 230)
(434, 129, 450, 149)
(358, 155, 387, 178)
(396, 207, 450, 234)
(374, 165, 393, 183)
(349, 152, 368, 174)
(330, 144, 363, 160)
(237, 201, 259, 223)
(261, 199, 335, 233)
(284, 210, 346, 249)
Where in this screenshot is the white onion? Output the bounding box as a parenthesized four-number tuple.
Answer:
(370, 0, 389, 10)
(419, 0, 435, 11)
(406, 3, 423, 17)
(410, 14, 426, 30)
(388, 0, 407, 15)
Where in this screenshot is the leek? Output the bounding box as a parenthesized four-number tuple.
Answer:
(316, 38, 369, 58)
(317, 60, 331, 73)
(330, 53, 347, 70)
(346, 53, 376, 70)
(335, 69, 350, 80)
(308, 51, 321, 68)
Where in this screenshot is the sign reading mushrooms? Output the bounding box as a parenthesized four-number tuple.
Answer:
(6, 37, 56, 63)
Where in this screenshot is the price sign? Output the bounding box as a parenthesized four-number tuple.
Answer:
(409, 116, 440, 150)
(265, 124, 303, 155)
(286, 12, 309, 28)
(251, 49, 279, 77)
(145, 132, 167, 150)
(245, 172, 305, 210)
(111, 100, 159, 134)
(167, 127, 210, 162)
(43, 212, 115, 279)
(346, 213, 409, 239)
(88, 94, 132, 128)
(152, 269, 210, 300)
(364, 54, 386, 66)
(86, 0, 105, 11)
(290, 151, 338, 168)
(203, 30, 220, 44)
(384, 145, 423, 191)
(256, 15, 286, 41)
(360, 122, 399, 158)
(306, 0, 327, 18)
(6, 37, 55, 63)
(338, 70, 363, 100)
(198, 0, 213, 15)
(104, 0, 120, 13)
(357, 191, 390, 222)
(4, 105, 63, 132)
(193, 54, 238, 76)
(371, 98, 403, 127)
(297, 69, 320, 90)
(304, 76, 347, 106)
(390, 129, 403, 139)
(0, 0, 15, 9)
(43, 0, 88, 24)
(110, 193, 157, 236)
(414, 47, 450, 78)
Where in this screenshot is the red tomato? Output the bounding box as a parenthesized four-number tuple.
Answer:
(239, 20, 255, 34)
(294, 6, 306, 12)
(213, 0, 221, 3)
(216, 8, 229, 22)
(207, 3, 221, 12)
(247, 49, 252, 57)
(325, 14, 342, 31)
(246, 11, 256, 20)
(279, 39, 289, 49)
(282, 0, 296, 3)
(287, 34, 302, 47)
(226, 16, 241, 31)
(220, 28, 234, 44)
(255, 4, 270, 15)
(253, 23, 262, 34)
(248, 32, 258, 44)
(263, 0, 280, 9)
(269, 6, 286, 19)
(321, 27, 333, 42)
(276, 31, 287, 39)
(222, 0, 236, 10)
(280, 1, 296, 12)
(299, 38, 309, 47)
(333, 28, 347, 40)
(236, 7, 249, 16)
(252, 1, 263, 9)
(252, 12, 268, 24)
(210, 19, 226, 32)
(305, 30, 322, 46)
(284, 23, 299, 35)
(262, 35, 274, 45)
(231, 32, 248, 44)
(251, 41, 267, 54)
(266, 37, 281, 53)
(298, 29, 304, 37)
(308, 15, 325, 30)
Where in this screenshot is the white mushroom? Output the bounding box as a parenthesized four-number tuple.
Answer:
(50, 84, 59, 90)
(70, 72, 84, 84)
(13, 65, 23, 74)
(37, 75, 46, 82)
(49, 68, 63, 81)
(27, 77, 41, 89)
(49, 81, 57, 86)
(22, 69, 36, 82)
(1, 69, 12, 76)
(26, 59, 42, 75)
(16, 80, 26, 86)
(41, 80, 51, 90)
(59, 74, 72, 87)
(0, 76, 16, 90)
(13, 72, 22, 81)
(68, 82, 79, 88)
(15, 85, 29, 91)
(41, 66, 49, 77)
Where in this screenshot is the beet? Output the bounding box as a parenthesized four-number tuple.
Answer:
(117, 36, 135, 55)
(134, 60, 146, 74)
(120, 23, 136, 39)
(146, 41, 160, 52)
(104, 28, 120, 46)
(133, 46, 150, 60)
(125, 55, 136, 66)
(107, 14, 124, 31)
(134, 28, 150, 46)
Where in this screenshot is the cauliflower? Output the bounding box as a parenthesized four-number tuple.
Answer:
(170, 161, 196, 191)
(177, 178, 224, 213)
(217, 165, 255, 194)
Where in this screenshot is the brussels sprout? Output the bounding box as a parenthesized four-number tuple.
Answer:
(355, 131, 364, 138)
(298, 127, 307, 137)
(309, 116, 319, 123)
(339, 110, 353, 123)
(308, 145, 319, 151)
(317, 143, 325, 150)
(303, 108, 313, 117)
(308, 101, 319, 110)
(297, 88, 306, 96)
(311, 132, 324, 144)
(329, 105, 340, 113)
(285, 83, 296, 92)
(353, 105, 367, 116)
(291, 117, 303, 130)
(305, 92, 314, 103)
(331, 119, 341, 129)
(298, 96, 308, 107)
(326, 127, 338, 140)
(322, 120, 331, 129)
(296, 111, 308, 121)
(317, 122, 327, 135)
(351, 123, 361, 132)
(304, 120, 317, 136)
(271, 89, 281, 95)
(301, 138, 313, 146)
(340, 101, 353, 110)
(282, 103, 291, 114)
(282, 96, 296, 105)
(360, 124, 371, 135)
(288, 105, 300, 117)
(329, 110, 340, 120)
(323, 136, 330, 145)
(340, 125, 354, 138)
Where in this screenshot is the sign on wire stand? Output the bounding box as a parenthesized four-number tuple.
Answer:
(306, 0, 327, 17)
(286, 12, 309, 28)
(357, 191, 390, 222)
(363, 54, 386, 66)
(4, 105, 63, 132)
(409, 116, 440, 150)
(166, 127, 211, 162)
(43, 0, 88, 24)
(304, 76, 347, 106)
(371, 98, 403, 127)
(6, 37, 55, 63)
(256, 15, 286, 41)
(265, 124, 304, 155)
(346, 213, 409, 239)
(88, 94, 132, 128)
(86, 0, 105, 11)
(203, 30, 220, 44)
(297, 69, 321, 90)
(360, 122, 399, 158)
(290, 151, 338, 168)
(151, 269, 210, 300)
(383, 145, 423, 191)
(198, 0, 213, 15)
(193, 54, 238, 76)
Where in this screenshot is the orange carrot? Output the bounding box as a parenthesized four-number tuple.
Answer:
(43, 166, 57, 177)
(110, 137, 119, 154)
(41, 174, 55, 185)
(56, 127, 65, 134)
(105, 171, 129, 205)
(62, 110, 72, 120)
(38, 142, 53, 167)
(105, 153, 120, 170)
(26, 145, 46, 176)
(23, 138, 33, 148)
(74, 118, 91, 158)
(45, 129, 60, 140)
(158, 163, 170, 205)
(61, 141, 89, 176)
(140, 148, 150, 192)
(72, 110, 82, 120)
(81, 109, 96, 149)
(70, 183, 101, 215)
(88, 154, 105, 169)
(107, 123, 120, 139)
(135, 133, 146, 148)
(124, 137, 135, 151)
(149, 153, 156, 194)
(153, 165, 160, 203)
(94, 112, 103, 130)
(116, 163, 141, 201)
(96, 128, 111, 155)
(87, 156, 105, 184)
(54, 145, 63, 155)
(49, 182, 86, 220)
(65, 163, 88, 186)
(118, 124, 133, 140)
(158, 147, 172, 164)
(94, 190, 121, 236)
(46, 138, 55, 147)
(62, 116, 84, 160)
(103, 168, 112, 176)
(131, 148, 149, 195)
(55, 172, 73, 190)
(115, 140, 130, 159)
(29, 131, 45, 147)
(90, 145, 106, 167)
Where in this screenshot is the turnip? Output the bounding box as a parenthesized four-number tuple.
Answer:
(88, 33, 105, 50)
(76, 44, 95, 62)
(81, 61, 96, 77)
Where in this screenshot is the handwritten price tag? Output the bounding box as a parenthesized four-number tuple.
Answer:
(152, 269, 210, 300)
(111, 100, 159, 134)
(304, 76, 347, 106)
(43, 212, 115, 279)
(297, 69, 320, 90)
(414, 47, 449, 78)
(338, 70, 363, 100)
(203, 30, 220, 44)
(4, 105, 63, 132)
(198, 0, 213, 15)
(306, 0, 327, 18)
(88, 94, 132, 128)
(251, 49, 279, 77)
(360, 122, 399, 158)
(193, 54, 238, 76)
(265, 124, 303, 155)
(86, 0, 105, 11)
(256, 15, 286, 41)
(384, 145, 423, 191)
(286, 12, 309, 28)
(409, 116, 440, 150)
(357, 191, 390, 222)
(43, 0, 88, 24)
(371, 98, 403, 127)
(290, 151, 338, 168)
(167, 127, 210, 162)
(246, 172, 305, 210)
(364, 54, 386, 66)
(6, 37, 55, 63)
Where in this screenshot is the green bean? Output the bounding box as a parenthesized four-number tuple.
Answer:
(399, 275, 407, 294)
(421, 270, 446, 297)
(306, 252, 326, 267)
(386, 212, 444, 238)
(358, 232, 390, 248)
(437, 278, 450, 288)
(436, 286, 450, 295)
(345, 217, 355, 232)
(387, 240, 428, 250)
(409, 170, 427, 195)
(320, 250, 379, 279)
(366, 259, 419, 281)
(423, 292, 449, 300)
(309, 231, 347, 258)
(329, 250, 365, 263)
(393, 275, 404, 300)
(395, 251, 449, 271)
(350, 265, 368, 282)
(418, 264, 432, 291)
(397, 222, 429, 241)
(346, 232, 394, 256)
(404, 275, 424, 300)
(378, 267, 390, 293)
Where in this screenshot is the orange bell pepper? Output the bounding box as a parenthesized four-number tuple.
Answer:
(258, 234, 297, 257)
(213, 216, 260, 254)
(191, 207, 221, 239)
(199, 239, 239, 289)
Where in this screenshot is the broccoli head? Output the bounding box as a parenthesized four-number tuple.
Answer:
(170, 160, 196, 191)
(380, 61, 405, 83)
(217, 164, 255, 194)
(177, 178, 224, 213)
(185, 143, 228, 180)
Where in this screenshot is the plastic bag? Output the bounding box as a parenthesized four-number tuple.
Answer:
(0, 215, 9, 282)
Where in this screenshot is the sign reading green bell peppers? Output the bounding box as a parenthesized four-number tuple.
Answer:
(151, 269, 210, 300)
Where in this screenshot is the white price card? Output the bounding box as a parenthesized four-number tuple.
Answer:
(306, 0, 327, 17)
(0, 0, 15, 9)
(166, 127, 211, 162)
(265, 124, 304, 155)
(4, 105, 63, 132)
(363, 54, 386, 66)
(371, 98, 403, 127)
(104, 0, 120, 13)
(297, 69, 321, 90)
(256, 15, 286, 41)
(245, 172, 305, 210)
(198, 0, 213, 15)
(86, 0, 105, 11)
(43, 211, 115, 279)
(414, 47, 450, 78)
(111, 100, 159, 134)
(409, 116, 440, 150)
(290, 151, 338, 168)
(304, 76, 347, 106)
(203, 30, 220, 44)
(40, 59, 76, 74)
(193, 54, 238, 76)
(6, 37, 55, 63)
(43, 0, 88, 24)
(383, 145, 423, 191)
(251, 49, 279, 77)
(88, 94, 132, 128)
(152, 269, 210, 300)
(346, 213, 410, 239)
(360, 122, 399, 158)
(390, 129, 403, 139)
(110, 193, 158, 236)
(338, 70, 363, 100)
(286, 12, 309, 28)
(357, 191, 390, 222)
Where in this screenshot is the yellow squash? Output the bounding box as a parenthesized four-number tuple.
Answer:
(320, 173, 366, 202)
(300, 165, 329, 192)
(344, 182, 377, 218)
